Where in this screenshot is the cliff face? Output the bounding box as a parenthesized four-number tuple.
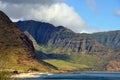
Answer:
(16, 20, 56, 45)
(91, 31, 120, 49)
(16, 20, 120, 71)
(0, 11, 56, 72)
(16, 20, 120, 53)
(48, 28, 105, 54)
(16, 20, 105, 54)
(106, 61, 120, 71)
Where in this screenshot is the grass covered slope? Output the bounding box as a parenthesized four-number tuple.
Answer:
(0, 11, 57, 72)
(16, 16, 120, 71)
(44, 59, 88, 71)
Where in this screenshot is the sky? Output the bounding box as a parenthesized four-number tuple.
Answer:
(0, 0, 120, 33)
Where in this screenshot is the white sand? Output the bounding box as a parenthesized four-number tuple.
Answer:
(11, 72, 46, 78)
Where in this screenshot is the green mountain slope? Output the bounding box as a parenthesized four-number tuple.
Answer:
(0, 11, 57, 72)
(91, 31, 120, 49)
(16, 20, 120, 71)
(16, 20, 106, 54)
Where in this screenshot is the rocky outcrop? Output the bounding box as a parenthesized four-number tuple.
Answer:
(48, 31, 105, 54)
(105, 61, 120, 71)
(91, 31, 120, 49)
(16, 20, 105, 54)
(16, 20, 120, 71)
(16, 20, 56, 45)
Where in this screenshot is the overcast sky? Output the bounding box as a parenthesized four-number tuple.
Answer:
(0, 0, 120, 33)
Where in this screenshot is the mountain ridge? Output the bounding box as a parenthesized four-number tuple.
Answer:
(16, 20, 120, 71)
(16, 20, 106, 54)
(0, 11, 57, 72)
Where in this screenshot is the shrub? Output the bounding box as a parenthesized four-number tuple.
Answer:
(27, 67, 39, 72)
(0, 72, 9, 80)
(13, 70, 18, 74)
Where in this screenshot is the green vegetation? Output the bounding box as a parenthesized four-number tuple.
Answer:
(0, 72, 9, 80)
(37, 45, 110, 70)
(0, 11, 57, 73)
(69, 53, 105, 69)
(38, 46, 52, 54)
(16, 20, 120, 71)
(43, 53, 109, 71)
(91, 31, 120, 49)
(0, 50, 30, 72)
(44, 59, 89, 71)
(27, 67, 39, 72)
(36, 45, 108, 71)
(35, 45, 119, 71)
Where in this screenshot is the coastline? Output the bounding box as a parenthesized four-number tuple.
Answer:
(11, 72, 50, 78)
(10, 71, 120, 79)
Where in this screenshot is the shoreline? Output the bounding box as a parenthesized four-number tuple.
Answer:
(10, 71, 120, 78)
(10, 72, 51, 78)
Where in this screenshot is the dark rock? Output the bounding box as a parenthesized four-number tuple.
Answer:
(16, 20, 105, 54)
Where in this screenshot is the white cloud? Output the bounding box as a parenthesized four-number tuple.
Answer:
(0, 0, 86, 33)
(27, 3, 86, 32)
(115, 11, 120, 17)
(86, 0, 96, 10)
(0, 0, 64, 4)
(86, 0, 99, 16)
(0, 1, 7, 10)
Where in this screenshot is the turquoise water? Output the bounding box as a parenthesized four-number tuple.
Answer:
(19, 72, 120, 80)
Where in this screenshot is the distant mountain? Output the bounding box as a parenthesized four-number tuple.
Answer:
(16, 20, 105, 54)
(16, 20, 120, 71)
(0, 11, 57, 72)
(91, 31, 120, 49)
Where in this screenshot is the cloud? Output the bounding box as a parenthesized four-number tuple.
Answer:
(0, 1, 7, 9)
(86, 0, 96, 10)
(115, 11, 120, 17)
(0, 0, 86, 33)
(28, 3, 86, 32)
(0, 0, 64, 4)
(86, 0, 100, 16)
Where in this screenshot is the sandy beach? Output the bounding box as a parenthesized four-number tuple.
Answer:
(11, 72, 49, 78)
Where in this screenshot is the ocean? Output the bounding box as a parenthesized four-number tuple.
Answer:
(18, 72, 120, 80)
